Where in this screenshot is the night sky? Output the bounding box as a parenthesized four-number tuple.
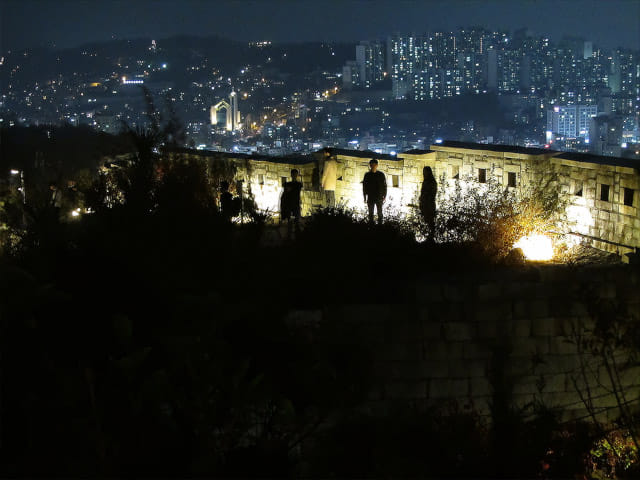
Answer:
(1, 0, 639, 52)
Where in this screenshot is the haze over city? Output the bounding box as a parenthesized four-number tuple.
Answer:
(2, 0, 639, 51)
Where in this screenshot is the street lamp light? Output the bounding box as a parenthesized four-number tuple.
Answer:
(9, 168, 26, 204)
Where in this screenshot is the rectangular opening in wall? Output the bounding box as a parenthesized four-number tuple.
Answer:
(258, 174, 264, 185)
(450, 165, 460, 179)
(281, 176, 288, 187)
(574, 181, 583, 196)
(478, 168, 487, 184)
(392, 174, 400, 188)
(623, 187, 634, 206)
(600, 184, 610, 202)
(507, 171, 517, 188)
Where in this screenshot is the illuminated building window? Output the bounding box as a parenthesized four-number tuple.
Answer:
(478, 168, 487, 184)
(623, 187, 634, 206)
(507, 172, 517, 188)
(574, 181, 583, 196)
(392, 175, 400, 188)
(258, 174, 264, 185)
(600, 184, 610, 202)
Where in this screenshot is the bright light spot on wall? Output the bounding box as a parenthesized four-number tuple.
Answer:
(566, 200, 594, 234)
(514, 234, 554, 261)
(435, 138, 443, 144)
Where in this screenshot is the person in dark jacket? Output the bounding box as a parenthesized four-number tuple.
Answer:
(419, 166, 437, 241)
(281, 169, 303, 236)
(362, 159, 387, 224)
(220, 180, 234, 219)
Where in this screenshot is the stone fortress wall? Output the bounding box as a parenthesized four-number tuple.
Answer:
(180, 141, 640, 260)
(287, 265, 640, 422)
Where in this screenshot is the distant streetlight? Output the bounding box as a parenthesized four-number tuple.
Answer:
(10, 168, 26, 204)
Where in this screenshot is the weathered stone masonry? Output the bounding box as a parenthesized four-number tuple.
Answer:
(289, 265, 640, 423)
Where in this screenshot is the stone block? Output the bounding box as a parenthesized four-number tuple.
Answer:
(475, 303, 511, 323)
(512, 319, 532, 338)
(418, 360, 450, 378)
(442, 284, 465, 302)
(358, 324, 386, 344)
(450, 379, 470, 397)
(540, 373, 569, 393)
(547, 337, 578, 356)
(462, 342, 492, 360)
(381, 342, 423, 361)
(341, 304, 388, 325)
(570, 302, 589, 317)
(442, 321, 474, 341)
(512, 376, 542, 395)
(385, 380, 427, 399)
(530, 300, 550, 319)
(422, 321, 442, 340)
(511, 337, 549, 358)
(429, 378, 469, 399)
(469, 377, 491, 397)
(448, 358, 486, 378)
(431, 303, 463, 322)
(428, 378, 452, 398)
(424, 340, 462, 360)
(386, 317, 423, 343)
(531, 317, 557, 337)
(477, 319, 499, 339)
(417, 285, 443, 303)
(549, 355, 586, 377)
(477, 283, 502, 300)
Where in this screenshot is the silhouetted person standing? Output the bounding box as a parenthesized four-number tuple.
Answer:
(220, 180, 234, 219)
(419, 166, 437, 241)
(363, 159, 386, 224)
(281, 169, 303, 237)
(321, 149, 337, 207)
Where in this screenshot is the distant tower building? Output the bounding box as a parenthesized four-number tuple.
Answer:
(589, 115, 623, 156)
(388, 34, 413, 99)
(210, 90, 241, 132)
(342, 60, 360, 89)
(487, 48, 498, 90)
(355, 41, 385, 88)
(583, 41, 593, 59)
(547, 105, 598, 139)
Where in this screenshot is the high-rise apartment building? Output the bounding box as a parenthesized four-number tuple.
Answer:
(355, 41, 386, 88)
(547, 105, 598, 139)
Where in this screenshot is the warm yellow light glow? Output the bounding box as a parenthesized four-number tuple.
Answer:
(514, 234, 554, 261)
(566, 199, 594, 235)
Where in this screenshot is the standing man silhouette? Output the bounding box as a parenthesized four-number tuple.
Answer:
(363, 159, 386, 224)
(282, 169, 303, 237)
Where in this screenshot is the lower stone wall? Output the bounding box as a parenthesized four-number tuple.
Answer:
(290, 265, 640, 423)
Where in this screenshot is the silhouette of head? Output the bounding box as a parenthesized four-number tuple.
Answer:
(369, 159, 378, 172)
(423, 166, 434, 180)
(291, 169, 299, 181)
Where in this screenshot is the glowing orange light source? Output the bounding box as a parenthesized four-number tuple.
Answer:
(514, 234, 553, 261)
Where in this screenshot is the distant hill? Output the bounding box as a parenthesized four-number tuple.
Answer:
(1, 35, 354, 85)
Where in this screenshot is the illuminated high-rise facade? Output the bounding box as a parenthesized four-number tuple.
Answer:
(547, 105, 598, 139)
